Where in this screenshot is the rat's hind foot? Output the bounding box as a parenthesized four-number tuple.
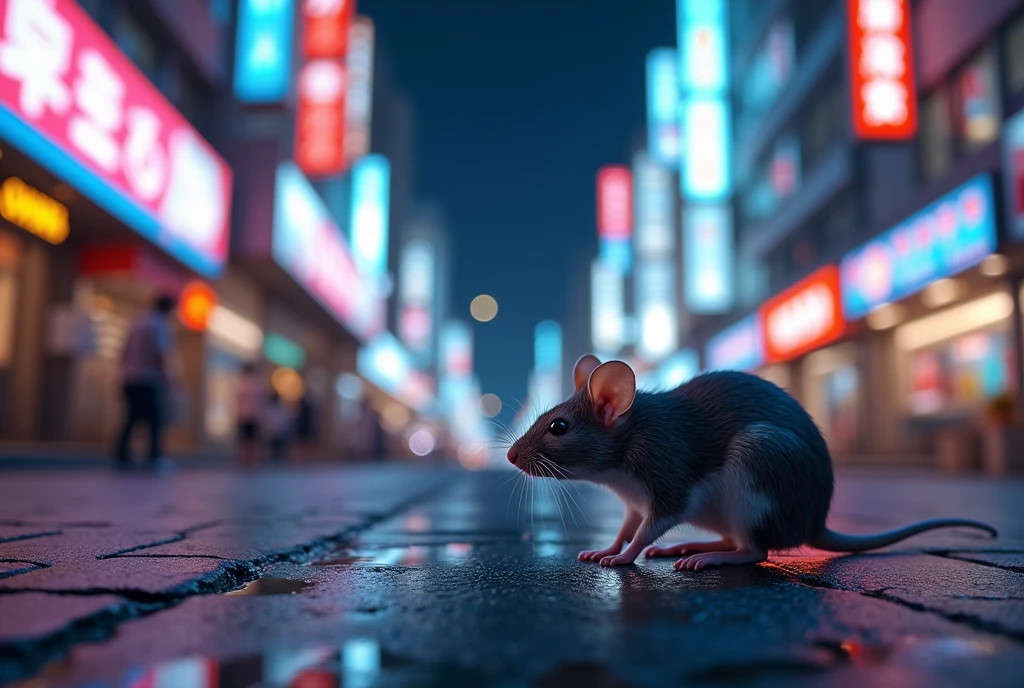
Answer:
(644, 538, 734, 558)
(578, 543, 623, 562)
(674, 547, 767, 572)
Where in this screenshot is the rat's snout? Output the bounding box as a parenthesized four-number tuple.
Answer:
(506, 447, 519, 465)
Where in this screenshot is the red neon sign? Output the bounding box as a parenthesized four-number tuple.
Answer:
(597, 165, 632, 240)
(847, 0, 917, 140)
(302, 0, 356, 59)
(761, 265, 845, 363)
(294, 60, 347, 177)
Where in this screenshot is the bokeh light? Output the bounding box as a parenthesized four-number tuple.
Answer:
(470, 294, 498, 322)
(270, 367, 304, 403)
(981, 254, 1009, 276)
(408, 428, 436, 456)
(381, 403, 412, 433)
(479, 393, 502, 418)
(921, 278, 963, 308)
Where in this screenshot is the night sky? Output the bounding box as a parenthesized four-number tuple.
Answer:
(360, 0, 677, 419)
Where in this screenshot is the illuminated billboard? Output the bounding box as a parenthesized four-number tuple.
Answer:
(398, 238, 435, 355)
(645, 49, 680, 166)
(234, 0, 296, 104)
(635, 259, 677, 363)
(294, 60, 347, 177)
(656, 349, 699, 389)
(591, 258, 625, 354)
(302, 0, 355, 59)
(847, 0, 916, 140)
(677, 0, 727, 94)
(441, 320, 473, 378)
(841, 173, 997, 319)
(345, 17, 375, 165)
(350, 154, 390, 279)
(762, 265, 844, 364)
(706, 313, 764, 371)
(0, 0, 233, 277)
(683, 205, 733, 313)
(597, 165, 633, 273)
(681, 98, 731, 200)
(534, 320, 562, 375)
(272, 162, 382, 340)
(633, 151, 674, 260)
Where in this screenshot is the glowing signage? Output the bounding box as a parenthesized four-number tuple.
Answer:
(677, 0, 727, 94)
(294, 60, 347, 177)
(398, 238, 435, 354)
(441, 320, 472, 378)
(636, 259, 677, 363)
(847, 0, 917, 140)
(597, 165, 632, 240)
(681, 98, 730, 200)
(0, 176, 68, 244)
(350, 154, 390, 279)
(706, 313, 764, 371)
(1004, 108, 1024, 241)
(302, 0, 354, 59)
(762, 265, 844, 364)
(178, 281, 217, 331)
(358, 331, 433, 411)
(683, 205, 733, 313)
(841, 174, 997, 319)
(591, 258, 625, 354)
(263, 332, 307, 369)
(234, 0, 296, 103)
(534, 320, 562, 375)
(646, 48, 680, 166)
(344, 16, 374, 165)
(272, 162, 382, 340)
(634, 151, 674, 260)
(0, 0, 233, 277)
(656, 349, 699, 389)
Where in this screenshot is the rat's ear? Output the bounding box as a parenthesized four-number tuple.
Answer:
(587, 360, 636, 427)
(573, 354, 601, 391)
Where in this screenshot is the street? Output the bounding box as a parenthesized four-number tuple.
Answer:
(1, 465, 1022, 687)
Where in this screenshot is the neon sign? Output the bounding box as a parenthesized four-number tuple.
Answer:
(762, 265, 844, 363)
(0, 176, 68, 244)
(706, 313, 764, 372)
(234, 0, 296, 104)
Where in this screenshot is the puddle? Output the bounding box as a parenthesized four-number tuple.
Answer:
(17, 639, 491, 688)
(311, 543, 474, 567)
(223, 577, 313, 597)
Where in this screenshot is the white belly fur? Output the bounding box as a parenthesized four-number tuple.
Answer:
(683, 462, 773, 546)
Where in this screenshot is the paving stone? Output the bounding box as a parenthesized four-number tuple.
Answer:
(947, 552, 1024, 573)
(0, 592, 126, 644)
(0, 556, 227, 594)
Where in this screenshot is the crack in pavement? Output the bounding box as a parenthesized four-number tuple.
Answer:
(0, 531, 61, 545)
(768, 562, 1024, 644)
(0, 478, 452, 685)
(929, 551, 1024, 575)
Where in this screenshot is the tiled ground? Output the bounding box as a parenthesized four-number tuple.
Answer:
(0, 466, 1022, 687)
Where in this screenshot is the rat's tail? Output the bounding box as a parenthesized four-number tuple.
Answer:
(807, 519, 997, 552)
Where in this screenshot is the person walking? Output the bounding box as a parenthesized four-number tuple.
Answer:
(294, 390, 316, 464)
(265, 391, 293, 465)
(235, 363, 263, 469)
(114, 294, 176, 472)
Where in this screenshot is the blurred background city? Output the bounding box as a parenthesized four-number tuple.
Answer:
(0, 0, 1022, 474)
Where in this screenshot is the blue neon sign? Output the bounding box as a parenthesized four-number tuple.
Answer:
(677, 0, 727, 95)
(350, 154, 392, 279)
(840, 173, 998, 320)
(680, 98, 731, 200)
(234, 0, 296, 103)
(706, 313, 764, 372)
(646, 49, 680, 167)
(534, 321, 562, 375)
(600, 237, 632, 275)
(683, 204, 734, 313)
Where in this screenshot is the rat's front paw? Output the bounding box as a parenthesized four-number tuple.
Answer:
(578, 545, 621, 562)
(599, 554, 637, 567)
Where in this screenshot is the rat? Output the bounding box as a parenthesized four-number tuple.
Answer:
(505, 354, 998, 571)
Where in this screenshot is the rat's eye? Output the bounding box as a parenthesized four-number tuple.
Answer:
(548, 418, 569, 436)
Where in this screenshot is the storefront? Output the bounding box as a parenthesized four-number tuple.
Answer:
(0, 0, 233, 450)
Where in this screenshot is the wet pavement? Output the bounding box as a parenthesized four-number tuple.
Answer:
(0, 465, 1022, 687)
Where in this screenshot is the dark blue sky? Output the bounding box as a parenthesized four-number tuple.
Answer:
(361, 0, 677, 416)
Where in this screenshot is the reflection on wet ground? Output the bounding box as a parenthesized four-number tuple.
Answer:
(309, 542, 474, 567)
(223, 577, 313, 597)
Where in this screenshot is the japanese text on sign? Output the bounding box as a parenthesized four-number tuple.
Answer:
(847, 0, 917, 139)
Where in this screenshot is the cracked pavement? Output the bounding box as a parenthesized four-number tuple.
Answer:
(0, 466, 1022, 687)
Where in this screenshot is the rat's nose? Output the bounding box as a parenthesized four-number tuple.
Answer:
(507, 448, 519, 465)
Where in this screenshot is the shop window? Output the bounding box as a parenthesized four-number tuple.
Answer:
(1004, 13, 1024, 99)
(920, 88, 952, 181)
(908, 331, 1014, 416)
(113, 11, 161, 85)
(953, 49, 1001, 151)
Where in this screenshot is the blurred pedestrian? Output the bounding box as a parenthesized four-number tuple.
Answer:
(294, 390, 316, 464)
(265, 391, 293, 464)
(114, 294, 176, 472)
(235, 363, 263, 469)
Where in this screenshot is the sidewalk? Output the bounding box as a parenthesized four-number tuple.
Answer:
(0, 465, 1022, 687)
